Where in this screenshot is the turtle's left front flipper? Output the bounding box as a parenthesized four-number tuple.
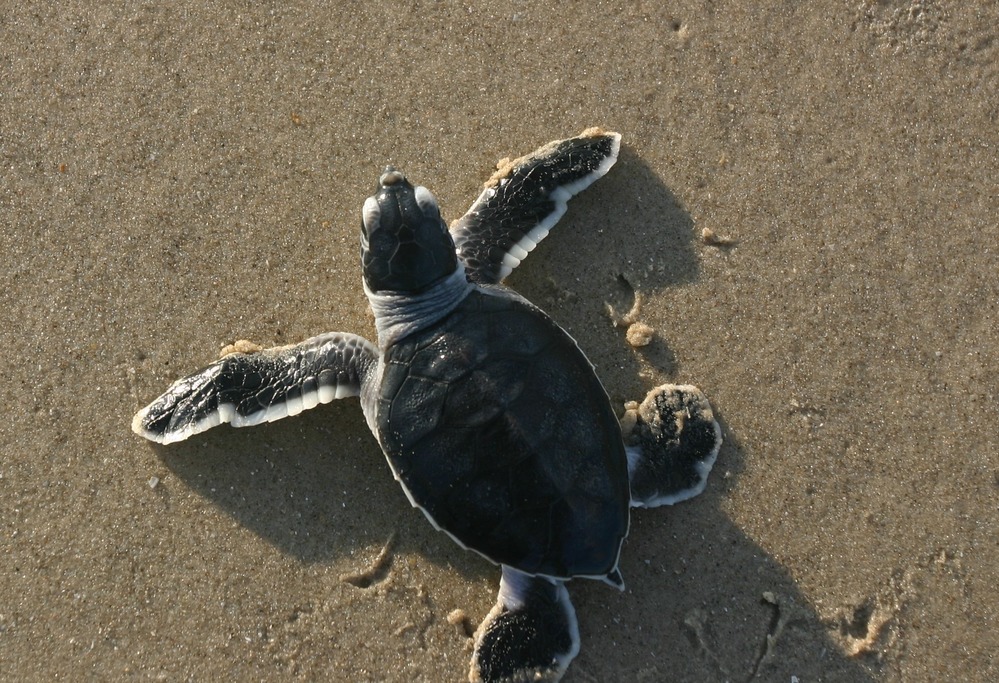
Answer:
(132, 332, 378, 445)
(453, 128, 620, 286)
(470, 567, 579, 683)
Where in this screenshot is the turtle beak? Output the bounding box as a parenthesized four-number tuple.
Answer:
(378, 166, 407, 189)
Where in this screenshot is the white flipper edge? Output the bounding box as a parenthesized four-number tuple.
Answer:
(132, 332, 378, 445)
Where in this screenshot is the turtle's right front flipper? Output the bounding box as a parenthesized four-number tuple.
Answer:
(132, 332, 378, 445)
(452, 128, 620, 286)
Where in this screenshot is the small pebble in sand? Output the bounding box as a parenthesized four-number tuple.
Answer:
(148, 476, 160, 489)
(701, 227, 737, 246)
(626, 322, 655, 347)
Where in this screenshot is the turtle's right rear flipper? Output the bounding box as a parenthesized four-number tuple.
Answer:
(131, 332, 377, 444)
(470, 567, 579, 683)
(623, 384, 722, 508)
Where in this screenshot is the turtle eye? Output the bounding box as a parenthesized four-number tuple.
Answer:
(414, 185, 442, 222)
(361, 196, 380, 237)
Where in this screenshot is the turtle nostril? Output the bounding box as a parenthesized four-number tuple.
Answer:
(380, 168, 406, 187)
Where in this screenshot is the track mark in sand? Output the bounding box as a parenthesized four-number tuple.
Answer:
(447, 608, 476, 639)
(838, 595, 895, 657)
(683, 607, 731, 680)
(605, 274, 658, 348)
(825, 549, 966, 662)
(340, 532, 396, 588)
(684, 592, 809, 682)
(749, 592, 808, 680)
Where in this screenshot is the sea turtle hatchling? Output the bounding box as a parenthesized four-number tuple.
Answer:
(132, 128, 722, 682)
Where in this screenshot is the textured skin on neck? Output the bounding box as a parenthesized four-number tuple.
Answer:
(364, 264, 472, 348)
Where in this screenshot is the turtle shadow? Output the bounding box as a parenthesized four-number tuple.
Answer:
(505, 154, 875, 681)
(564, 416, 877, 682)
(506, 146, 698, 404)
(155, 399, 430, 566)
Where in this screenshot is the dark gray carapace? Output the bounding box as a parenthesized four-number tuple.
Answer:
(361, 168, 459, 293)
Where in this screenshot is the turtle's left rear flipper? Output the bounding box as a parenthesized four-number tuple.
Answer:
(452, 128, 620, 286)
(132, 332, 377, 444)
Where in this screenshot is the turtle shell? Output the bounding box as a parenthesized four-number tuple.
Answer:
(375, 287, 630, 579)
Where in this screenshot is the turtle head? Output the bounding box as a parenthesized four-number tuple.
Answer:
(360, 168, 458, 293)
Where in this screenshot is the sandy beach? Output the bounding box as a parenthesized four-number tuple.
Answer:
(2, 2, 997, 680)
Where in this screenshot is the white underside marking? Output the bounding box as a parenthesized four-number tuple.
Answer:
(361, 196, 380, 235)
(130, 402, 219, 445)
(285, 393, 304, 417)
(497, 566, 540, 612)
(302, 390, 320, 411)
(508, 242, 529, 261)
(365, 264, 472, 348)
(230, 382, 363, 429)
(554, 580, 581, 672)
(232, 402, 285, 427)
(500, 251, 521, 272)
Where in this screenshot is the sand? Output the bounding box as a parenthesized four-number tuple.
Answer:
(2, 2, 996, 681)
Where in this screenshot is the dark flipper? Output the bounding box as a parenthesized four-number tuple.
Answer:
(624, 384, 722, 508)
(452, 128, 621, 285)
(132, 333, 378, 444)
(470, 566, 579, 683)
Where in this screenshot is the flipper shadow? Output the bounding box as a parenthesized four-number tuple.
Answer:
(156, 399, 414, 565)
